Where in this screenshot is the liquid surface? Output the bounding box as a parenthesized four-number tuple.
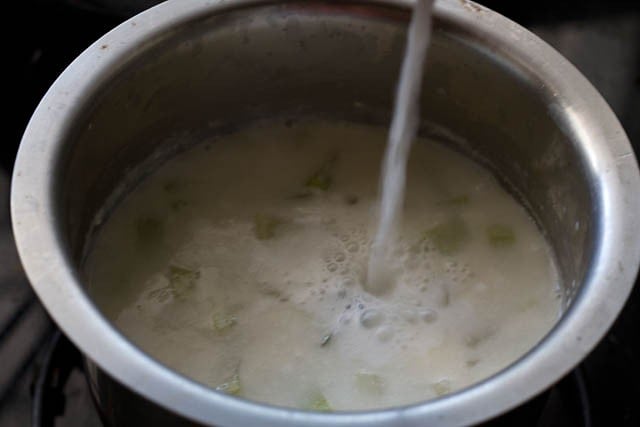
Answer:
(368, 0, 434, 294)
(87, 122, 559, 411)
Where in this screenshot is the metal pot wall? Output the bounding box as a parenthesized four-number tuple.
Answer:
(11, 0, 640, 426)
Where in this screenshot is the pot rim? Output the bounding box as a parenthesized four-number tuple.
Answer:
(11, 0, 640, 426)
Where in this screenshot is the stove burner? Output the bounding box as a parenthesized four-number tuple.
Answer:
(32, 331, 84, 427)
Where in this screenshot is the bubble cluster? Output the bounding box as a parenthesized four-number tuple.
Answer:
(320, 227, 370, 289)
(443, 260, 472, 284)
(313, 222, 487, 352)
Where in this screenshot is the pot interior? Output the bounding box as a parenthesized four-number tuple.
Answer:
(60, 1, 595, 357)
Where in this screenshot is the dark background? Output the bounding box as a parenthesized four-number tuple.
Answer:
(1, 1, 639, 426)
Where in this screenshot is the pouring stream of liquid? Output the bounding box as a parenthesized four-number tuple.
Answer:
(366, 0, 435, 294)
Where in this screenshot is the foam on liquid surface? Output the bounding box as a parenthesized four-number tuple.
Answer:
(86, 122, 560, 410)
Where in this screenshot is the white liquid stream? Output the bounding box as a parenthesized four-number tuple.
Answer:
(367, 0, 435, 294)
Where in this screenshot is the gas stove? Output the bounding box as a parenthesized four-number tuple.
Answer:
(1, 1, 638, 426)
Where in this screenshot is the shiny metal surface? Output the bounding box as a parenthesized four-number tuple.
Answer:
(11, 0, 640, 426)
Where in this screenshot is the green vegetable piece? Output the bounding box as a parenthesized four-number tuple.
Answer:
(355, 372, 385, 395)
(486, 224, 516, 247)
(135, 217, 163, 246)
(320, 333, 332, 347)
(431, 379, 451, 397)
(306, 173, 331, 191)
(423, 217, 470, 255)
(305, 154, 337, 191)
(216, 373, 242, 396)
(147, 287, 172, 303)
(440, 194, 470, 206)
(167, 265, 200, 298)
(148, 265, 199, 302)
(254, 214, 281, 240)
(306, 393, 332, 412)
(213, 312, 237, 333)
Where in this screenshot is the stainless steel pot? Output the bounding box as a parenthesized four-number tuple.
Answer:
(11, 0, 640, 426)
